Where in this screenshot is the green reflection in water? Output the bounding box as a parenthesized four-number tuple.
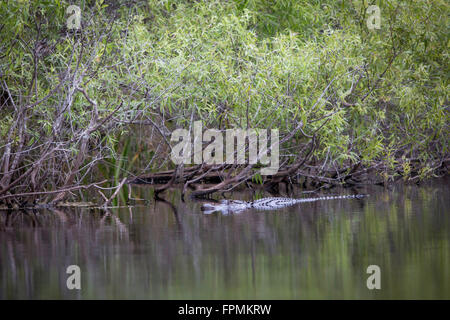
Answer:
(0, 179, 449, 299)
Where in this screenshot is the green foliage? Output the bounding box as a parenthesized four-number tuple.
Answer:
(252, 172, 264, 185)
(114, 0, 447, 173)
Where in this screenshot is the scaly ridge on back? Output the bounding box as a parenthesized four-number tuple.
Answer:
(201, 194, 367, 214)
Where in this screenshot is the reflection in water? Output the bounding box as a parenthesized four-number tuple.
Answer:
(0, 179, 449, 299)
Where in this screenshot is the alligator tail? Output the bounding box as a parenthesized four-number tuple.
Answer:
(296, 194, 368, 203)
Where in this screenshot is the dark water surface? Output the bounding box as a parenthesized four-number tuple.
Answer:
(1, 178, 449, 299)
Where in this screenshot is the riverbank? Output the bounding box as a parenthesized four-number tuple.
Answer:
(1, 1, 448, 207)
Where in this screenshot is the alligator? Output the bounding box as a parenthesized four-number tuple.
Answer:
(201, 194, 367, 214)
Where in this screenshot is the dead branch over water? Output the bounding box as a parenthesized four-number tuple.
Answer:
(128, 158, 449, 199)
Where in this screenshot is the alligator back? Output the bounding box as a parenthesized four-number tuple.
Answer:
(201, 194, 366, 214)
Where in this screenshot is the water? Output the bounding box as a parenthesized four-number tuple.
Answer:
(1, 178, 449, 299)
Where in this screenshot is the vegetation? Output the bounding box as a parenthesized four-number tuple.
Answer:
(0, 0, 448, 206)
